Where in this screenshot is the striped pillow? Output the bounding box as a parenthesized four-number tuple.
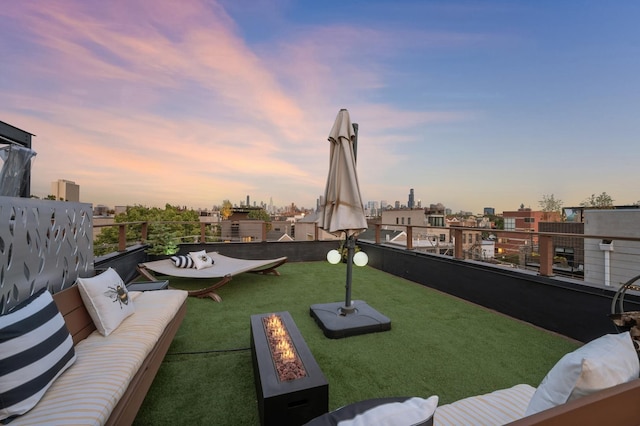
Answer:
(0, 288, 76, 422)
(171, 255, 195, 268)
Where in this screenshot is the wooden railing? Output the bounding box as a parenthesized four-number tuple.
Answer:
(93, 220, 640, 286)
(93, 220, 264, 252)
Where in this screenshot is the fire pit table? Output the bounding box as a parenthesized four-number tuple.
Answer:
(250, 311, 328, 426)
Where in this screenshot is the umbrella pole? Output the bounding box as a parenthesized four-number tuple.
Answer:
(341, 234, 356, 315)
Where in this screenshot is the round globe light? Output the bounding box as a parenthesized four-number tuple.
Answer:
(327, 249, 341, 265)
(353, 251, 369, 267)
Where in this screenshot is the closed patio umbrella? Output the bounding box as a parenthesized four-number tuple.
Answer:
(318, 109, 367, 238)
(311, 109, 390, 338)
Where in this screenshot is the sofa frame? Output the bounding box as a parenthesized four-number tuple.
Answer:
(508, 378, 640, 425)
(52, 285, 188, 426)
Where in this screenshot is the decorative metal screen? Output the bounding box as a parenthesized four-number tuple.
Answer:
(0, 196, 94, 314)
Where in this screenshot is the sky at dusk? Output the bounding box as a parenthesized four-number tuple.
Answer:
(1, 1, 639, 214)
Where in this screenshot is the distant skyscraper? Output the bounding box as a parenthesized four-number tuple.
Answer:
(246, 195, 250, 207)
(484, 207, 495, 216)
(51, 179, 80, 202)
(408, 188, 415, 209)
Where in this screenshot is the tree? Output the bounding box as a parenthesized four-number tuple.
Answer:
(45, 194, 57, 200)
(247, 208, 270, 222)
(484, 214, 503, 230)
(146, 223, 179, 255)
(247, 208, 272, 231)
(538, 194, 563, 212)
(579, 192, 614, 208)
(538, 194, 563, 221)
(220, 200, 233, 220)
(93, 204, 204, 256)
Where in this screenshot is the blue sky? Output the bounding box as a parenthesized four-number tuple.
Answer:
(1, 1, 638, 213)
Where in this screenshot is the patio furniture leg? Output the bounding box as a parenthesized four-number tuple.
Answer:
(248, 257, 287, 276)
(136, 264, 158, 281)
(186, 274, 233, 302)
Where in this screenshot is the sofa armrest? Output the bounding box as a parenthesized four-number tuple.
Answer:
(507, 379, 640, 426)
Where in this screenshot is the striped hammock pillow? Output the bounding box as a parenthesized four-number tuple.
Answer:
(171, 255, 195, 268)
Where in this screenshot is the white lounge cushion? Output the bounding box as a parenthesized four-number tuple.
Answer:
(525, 331, 639, 416)
(9, 289, 187, 426)
(434, 384, 535, 426)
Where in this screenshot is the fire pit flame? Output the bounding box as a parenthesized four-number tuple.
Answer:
(262, 314, 307, 381)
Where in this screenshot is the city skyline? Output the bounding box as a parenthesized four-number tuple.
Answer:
(2, 1, 639, 214)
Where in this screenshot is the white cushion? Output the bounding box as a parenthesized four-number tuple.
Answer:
(337, 396, 438, 426)
(9, 290, 187, 425)
(0, 288, 76, 422)
(76, 268, 135, 336)
(525, 332, 639, 416)
(434, 383, 535, 426)
(189, 250, 214, 270)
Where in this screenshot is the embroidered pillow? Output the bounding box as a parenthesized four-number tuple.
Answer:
(189, 250, 214, 270)
(171, 255, 195, 268)
(76, 268, 135, 336)
(0, 288, 76, 422)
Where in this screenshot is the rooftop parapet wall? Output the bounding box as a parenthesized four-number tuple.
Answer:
(0, 196, 94, 313)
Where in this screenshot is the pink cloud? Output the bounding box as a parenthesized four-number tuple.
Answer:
(1, 0, 476, 209)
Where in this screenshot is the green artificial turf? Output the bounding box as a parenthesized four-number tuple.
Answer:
(133, 261, 580, 425)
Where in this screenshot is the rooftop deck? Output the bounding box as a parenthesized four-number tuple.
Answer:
(127, 260, 580, 425)
(3, 197, 639, 424)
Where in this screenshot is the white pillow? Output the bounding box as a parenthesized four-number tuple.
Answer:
(337, 396, 438, 426)
(76, 268, 135, 336)
(525, 332, 639, 416)
(189, 250, 214, 270)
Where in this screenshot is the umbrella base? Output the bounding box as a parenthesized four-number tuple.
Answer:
(309, 300, 391, 339)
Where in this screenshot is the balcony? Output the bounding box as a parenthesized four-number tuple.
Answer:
(3, 197, 640, 424)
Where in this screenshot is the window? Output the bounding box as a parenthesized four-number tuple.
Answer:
(439, 234, 446, 242)
(408, 217, 411, 225)
(401, 217, 405, 225)
(504, 217, 515, 230)
(555, 246, 575, 266)
(396, 217, 399, 225)
(524, 217, 535, 223)
(428, 216, 445, 227)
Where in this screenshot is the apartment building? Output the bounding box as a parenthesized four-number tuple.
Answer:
(495, 206, 561, 255)
(51, 179, 80, 202)
(381, 207, 453, 254)
(583, 208, 640, 287)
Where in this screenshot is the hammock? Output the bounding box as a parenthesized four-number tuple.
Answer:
(137, 252, 287, 301)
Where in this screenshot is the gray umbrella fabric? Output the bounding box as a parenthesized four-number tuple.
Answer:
(318, 109, 367, 238)
(310, 110, 391, 337)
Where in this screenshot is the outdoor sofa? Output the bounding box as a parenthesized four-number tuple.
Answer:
(306, 331, 640, 426)
(0, 268, 187, 425)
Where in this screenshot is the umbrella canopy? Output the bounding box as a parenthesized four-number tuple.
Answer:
(318, 109, 367, 238)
